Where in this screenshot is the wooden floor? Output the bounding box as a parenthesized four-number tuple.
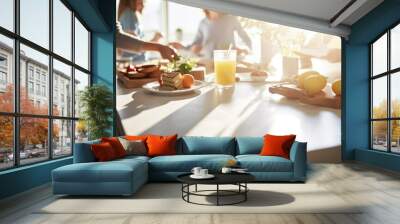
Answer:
(1, 162, 400, 224)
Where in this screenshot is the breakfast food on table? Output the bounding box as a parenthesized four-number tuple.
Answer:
(119, 64, 161, 80)
(189, 67, 206, 80)
(250, 70, 268, 77)
(165, 57, 205, 81)
(269, 84, 340, 109)
(303, 73, 327, 96)
(160, 72, 183, 90)
(182, 74, 194, 88)
(136, 64, 159, 74)
(269, 70, 340, 109)
(117, 56, 203, 90)
(117, 63, 162, 88)
(159, 72, 195, 90)
(126, 64, 136, 73)
(296, 70, 320, 89)
(331, 79, 341, 96)
(296, 70, 327, 96)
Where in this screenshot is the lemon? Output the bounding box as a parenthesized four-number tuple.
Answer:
(296, 71, 320, 89)
(303, 74, 327, 96)
(332, 79, 341, 96)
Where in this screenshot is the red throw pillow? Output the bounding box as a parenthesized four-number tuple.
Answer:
(91, 142, 118, 161)
(260, 134, 296, 159)
(146, 134, 177, 157)
(101, 137, 126, 158)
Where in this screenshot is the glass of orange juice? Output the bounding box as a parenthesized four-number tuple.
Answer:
(214, 50, 236, 87)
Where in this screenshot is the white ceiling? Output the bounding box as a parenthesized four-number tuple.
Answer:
(169, 0, 384, 37)
(227, 0, 352, 23)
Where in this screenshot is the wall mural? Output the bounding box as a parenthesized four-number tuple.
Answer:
(115, 0, 341, 162)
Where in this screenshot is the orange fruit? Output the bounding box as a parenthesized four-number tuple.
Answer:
(332, 79, 341, 96)
(182, 74, 194, 88)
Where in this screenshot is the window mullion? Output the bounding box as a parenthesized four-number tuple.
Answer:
(388, 30, 391, 153)
(71, 11, 76, 155)
(370, 45, 373, 149)
(48, 0, 54, 160)
(13, 0, 20, 167)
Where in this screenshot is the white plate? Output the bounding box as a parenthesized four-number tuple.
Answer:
(142, 80, 207, 95)
(190, 174, 215, 179)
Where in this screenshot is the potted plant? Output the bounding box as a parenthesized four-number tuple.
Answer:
(79, 84, 113, 140)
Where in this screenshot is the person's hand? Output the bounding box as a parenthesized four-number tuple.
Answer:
(156, 44, 178, 61)
(190, 44, 202, 54)
(235, 47, 249, 55)
(169, 42, 185, 50)
(323, 48, 341, 63)
(151, 32, 163, 42)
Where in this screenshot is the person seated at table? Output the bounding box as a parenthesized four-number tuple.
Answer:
(116, 21, 177, 61)
(170, 9, 252, 59)
(118, 0, 163, 62)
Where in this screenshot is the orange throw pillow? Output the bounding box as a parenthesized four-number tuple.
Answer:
(101, 137, 126, 158)
(146, 134, 177, 157)
(260, 134, 296, 159)
(91, 142, 117, 161)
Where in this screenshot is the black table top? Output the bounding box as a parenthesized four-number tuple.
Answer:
(177, 172, 255, 185)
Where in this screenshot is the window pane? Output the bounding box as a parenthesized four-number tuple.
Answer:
(372, 77, 387, 119)
(53, 0, 72, 60)
(53, 119, 72, 157)
(391, 24, 400, 70)
(20, 117, 49, 165)
(75, 18, 89, 70)
(0, 116, 13, 170)
(391, 120, 400, 153)
(167, 2, 204, 45)
(0, 35, 14, 112)
(372, 121, 388, 151)
(0, 0, 14, 31)
(74, 69, 89, 118)
(391, 72, 400, 118)
(20, 44, 49, 115)
(53, 59, 72, 117)
(20, 0, 49, 49)
(75, 120, 88, 143)
(372, 33, 387, 76)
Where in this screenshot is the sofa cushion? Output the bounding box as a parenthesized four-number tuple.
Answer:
(260, 134, 296, 159)
(118, 137, 147, 156)
(91, 142, 118, 161)
(116, 155, 150, 163)
(53, 158, 147, 183)
(101, 137, 127, 158)
(236, 137, 263, 155)
(179, 136, 236, 155)
(236, 155, 293, 172)
(73, 140, 100, 163)
(149, 154, 235, 172)
(147, 134, 178, 157)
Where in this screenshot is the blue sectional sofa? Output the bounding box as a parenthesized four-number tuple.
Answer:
(52, 136, 307, 196)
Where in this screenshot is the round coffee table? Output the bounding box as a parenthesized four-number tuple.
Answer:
(177, 173, 255, 206)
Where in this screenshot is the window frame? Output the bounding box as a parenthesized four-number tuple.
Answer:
(0, 0, 92, 171)
(370, 21, 400, 154)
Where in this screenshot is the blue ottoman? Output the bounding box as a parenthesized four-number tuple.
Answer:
(52, 156, 148, 196)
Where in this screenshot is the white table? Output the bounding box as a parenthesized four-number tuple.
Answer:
(116, 75, 341, 162)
